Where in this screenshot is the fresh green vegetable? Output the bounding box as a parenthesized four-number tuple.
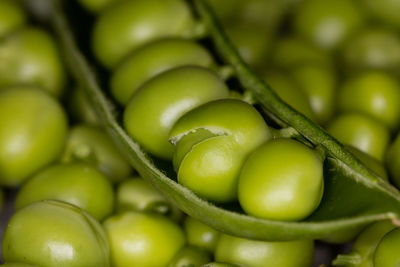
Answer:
(184, 217, 220, 253)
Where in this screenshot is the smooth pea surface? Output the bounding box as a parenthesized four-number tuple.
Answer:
(184, 217, 220, 253)
(328, 113, 390, 161)
(0, 0, 26, 38)
(62, 124, 131, 183)
(0, 27, 65, 97)
(92, 0, 196, 68)
(374, 227, 400, 267)
(15, 162, 114, 221)
(111, 38, 215, 105)
(77, 0, 117, 13)
(239, 138, 324, 221)
(170, 99, 271, 202)
(386, 133, 400, 188)
(124, 66, 229, 159)
(0, 87, 67, 186)
(3, 200, 110, 267)
(168, 246, 210, 267)
(104, 211, 185, 267)
(338, 71, 400, 129)
(215, 234, 314, 267)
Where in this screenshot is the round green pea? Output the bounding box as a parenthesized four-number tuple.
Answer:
(77, 0, 117, 13)
(168, 246, 210, 267)
(338, 71, 400, 129)
(124, 66, 229, 160)
(92, 0, 196, 68)
(15, 162, 114, 221)
(328, 113, 390, 161)
(1, 263, 38, 267)
(0, 0, 26, 38)
(0, 27, 65, 97)
(215, 234, 314, 267)
(3, 200, 110, 267)
(386, 133, 400, 188)
(170, 99, 271, 202)
(374, 227, 400, 267)
(239, 138, 324, 221)
(0, 86, 67, 186)
(111, 38, 215, 105)
(294, 0, 364, 50)
(184, 217, 220, 253)
(62, 124, 131, 183)
(103, 211, 185, 267)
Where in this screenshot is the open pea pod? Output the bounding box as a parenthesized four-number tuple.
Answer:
(50, 0, 400, 241)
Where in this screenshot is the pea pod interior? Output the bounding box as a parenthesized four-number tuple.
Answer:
(50, 0, 400, 241)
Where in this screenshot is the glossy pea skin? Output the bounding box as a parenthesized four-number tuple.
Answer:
(184, 217, 220, 253)
(3, 200, 110, 267)
(77, 0, 117, 13)
(215, 234, 314, 267)
(168, 246, 210, 267)
(342, 28, 400, 73)
(62, 124, 131, 183)
(111, 38, 215, 105)
(338, 71, 400, 130)
(1, 263, 38, 267)
(263, 71, 315, 120)
(374, 227, 400, 267)
(92, 0, 196, 69)
(328, 113, 390, 161)
(294, 0, 364, 50)
(124, 66, 229, 160)
(0, 0, 26, 38)
(103, 211, 185, 267)
(15, 162, 114, 221)
(0, 27, 65, 97)
(386, 133, 400, 188)
(239, 138, 324, 221)
(170, 99, 271, 202)
(0, 87, 67, 186)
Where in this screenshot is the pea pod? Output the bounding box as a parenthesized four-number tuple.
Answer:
(52, 0, 400, 241)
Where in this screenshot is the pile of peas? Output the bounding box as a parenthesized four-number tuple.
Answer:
(1, 0, 400, 266)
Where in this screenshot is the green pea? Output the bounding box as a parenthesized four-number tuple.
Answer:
(92, 0, 196, 68)
(0, 86, 67, 186)
(338, 71, 400, 130)
(168, 246, 211, 267)
(124, 66, 229, 160)
(3, 200, 110, 267)
(215, 234, 314, 267)
(184, 217, 220, 253)
(294, 0, 364, 50)
(170, 99, 271, 202)
(77, 0, 117, 13)
(111, 38, 215, 105)
(290, 64, 336, 125)
(104, 211, 185, 267)
(328, 113, 390, 161)
(386, 133, 400, 188)
(0, 27, 65, 97)
(16, 162, 114, 221)
(239, 138, 323, 221)
(263, 71, 315, 120)
(342, 28, 400, 73)
(360, 0, 400, 30)
(62, 124, 131, 183)
(0, 0, 26, 38)
(374, 227, 400, 267)
(1, 263, 38, 267)
(68, 87, 100, 126)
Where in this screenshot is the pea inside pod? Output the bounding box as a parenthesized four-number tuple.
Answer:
(0, 0, 26, 38)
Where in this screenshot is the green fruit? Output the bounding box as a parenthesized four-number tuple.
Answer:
(294, 0, 364, 49)
(3, 200, 110, 267)
(215, 234, 314, 267)
(68, 87, 100, 126)
(15, 163, 114, 221)
(328, 113, 390, 161)
(239, 138, 324, 221)
(374, 227, 400, 267)
(62, 124, 131, 183)
(92, 0, 196, 68)
(184, 217, 220, 253)
(0, 27, 65, 97)
(124, 66, 229, 159)
(386, 133, 400, 188)
(360, 0, 400, 30)
(1, 263, 38, 267)
(103, 211, 185, 267)
(0, 86, 67, 186)
(111, 38, 215, 105)
(168, 246, 211, 267)
(170, 99, 271, 202)
(338, 71, 400, 129)
(77, 0, 117, 13)
(0, 0, 26, 38)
